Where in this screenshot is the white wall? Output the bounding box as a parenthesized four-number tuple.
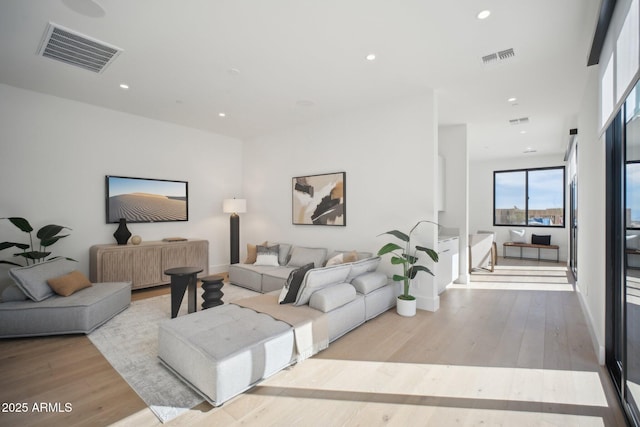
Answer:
(438, 124, 469, 283)
(469, 154, 569, 261)
(599, 0, 636, 130)
(576, 66, 607, 363)
(0, 84, 243, 280)
(242, 93, 441, 310)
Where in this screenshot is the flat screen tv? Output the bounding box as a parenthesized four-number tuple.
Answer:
(105, 175, 188, 223)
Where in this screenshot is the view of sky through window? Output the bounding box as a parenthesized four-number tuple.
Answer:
(494, 167, 564, 226)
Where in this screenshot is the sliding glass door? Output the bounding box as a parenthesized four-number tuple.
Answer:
(607, 80, 640, 425)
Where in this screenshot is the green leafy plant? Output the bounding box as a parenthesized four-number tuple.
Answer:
(0, 217, 74, 266)
(377, 220, 439, 300)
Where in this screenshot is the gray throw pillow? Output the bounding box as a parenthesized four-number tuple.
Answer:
(272, 243, 292, 266)
(9, 258, 75, 302)
(1, 284, 28, 302)
(286, 246, 327, 268)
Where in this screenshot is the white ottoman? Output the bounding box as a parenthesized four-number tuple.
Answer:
(158, 304, 295, 406)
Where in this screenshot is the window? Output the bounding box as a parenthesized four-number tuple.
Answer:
(628, 161, 640, 229)
(493, 166, 565, 227)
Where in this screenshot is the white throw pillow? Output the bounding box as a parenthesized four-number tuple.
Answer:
(509, 229, 526, 243)
(254, 254, 279, 266)
(254, 244, 280, 266)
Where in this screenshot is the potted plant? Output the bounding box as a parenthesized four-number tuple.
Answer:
(377, 220, 439, 317)
(0, 217, 74, 266)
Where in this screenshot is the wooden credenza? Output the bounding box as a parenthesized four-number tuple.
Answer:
(89, 239, 209, 290)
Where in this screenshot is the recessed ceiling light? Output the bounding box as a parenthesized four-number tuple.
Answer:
(477, 10, 491, 20)
(520, 130, 527, 134)
(366, 53, 376, 61)
(508, 97, 517, 103)
(218, 112, 226, 118)
(119, 83, 129, 90)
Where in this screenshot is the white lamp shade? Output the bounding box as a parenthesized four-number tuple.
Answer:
(223, 198, 247, 214)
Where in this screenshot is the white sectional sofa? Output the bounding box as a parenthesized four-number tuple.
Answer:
(159, 244, 397, 407)
(228, 244, 372, 293)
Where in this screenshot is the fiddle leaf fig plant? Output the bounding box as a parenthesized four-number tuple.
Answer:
(377, 220, 439, 300)
(0, 217, 75, 266)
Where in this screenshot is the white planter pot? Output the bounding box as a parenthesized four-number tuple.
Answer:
(396, 297, 417, 317)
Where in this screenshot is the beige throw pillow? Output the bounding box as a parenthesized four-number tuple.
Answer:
(47, 270, 92, 297)
(343, 250, 358, 263)
(245, 241, 268, 264)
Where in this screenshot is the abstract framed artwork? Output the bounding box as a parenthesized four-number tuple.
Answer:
(292, 172, 346, 226)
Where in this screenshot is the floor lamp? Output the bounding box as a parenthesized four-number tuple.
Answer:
(222, 198, 246, 264)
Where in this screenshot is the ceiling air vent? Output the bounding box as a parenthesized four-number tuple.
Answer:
(509, 117, 529, 125)
(37, 22, 122, 73)
(482, 48, 515, 65)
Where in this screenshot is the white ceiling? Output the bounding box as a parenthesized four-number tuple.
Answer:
(0, 0, 600, 160)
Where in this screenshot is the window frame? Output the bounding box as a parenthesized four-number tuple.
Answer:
(493, 166, 566, 228)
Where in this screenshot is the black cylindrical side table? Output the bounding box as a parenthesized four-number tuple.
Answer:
(201, 275, 224, 309)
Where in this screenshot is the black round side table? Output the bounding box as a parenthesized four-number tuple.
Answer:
(201, 275, 224, 309)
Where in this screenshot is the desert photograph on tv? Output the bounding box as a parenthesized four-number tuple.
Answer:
(108, 177, 187, 223)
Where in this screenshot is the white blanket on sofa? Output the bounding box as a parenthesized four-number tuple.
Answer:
(232, 294, 329, 361)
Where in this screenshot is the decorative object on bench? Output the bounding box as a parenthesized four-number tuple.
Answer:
(165, 266, 203, 318)
(200, 275, 225, 309)
(0, 216, 74, 266)
(378, 220, 439, 317)
(223, 197, 247, 264)
(531, 234, 551, 245)
(292, 172, 346, 226)
(0, 258, 131, 338)
(509, 228, 526, 243)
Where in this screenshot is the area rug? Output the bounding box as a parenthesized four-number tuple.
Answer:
(88, 284, 256, 423)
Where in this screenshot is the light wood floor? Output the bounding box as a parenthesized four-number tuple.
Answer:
(0, 260, 627, 426)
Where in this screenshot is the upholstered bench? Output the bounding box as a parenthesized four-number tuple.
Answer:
(158, 304, 295, 406)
